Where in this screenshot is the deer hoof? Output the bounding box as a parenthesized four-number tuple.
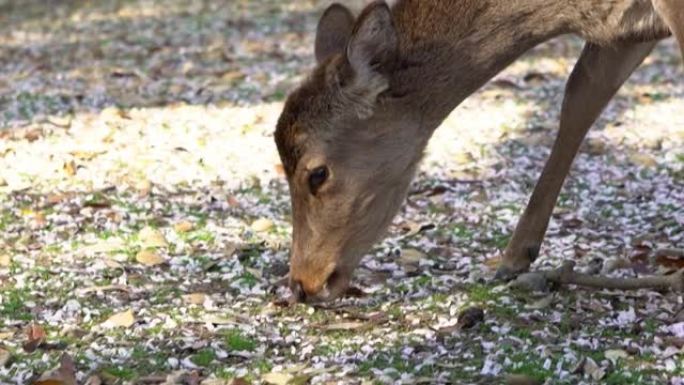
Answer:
(494, 265, 523, 282)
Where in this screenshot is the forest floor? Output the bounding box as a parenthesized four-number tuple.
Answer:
(0, 1, 683, 384)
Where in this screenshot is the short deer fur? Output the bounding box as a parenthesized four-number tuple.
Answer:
(275, 0, 683, 302)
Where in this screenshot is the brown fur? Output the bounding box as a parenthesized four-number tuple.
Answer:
(275, 0, 681, 302)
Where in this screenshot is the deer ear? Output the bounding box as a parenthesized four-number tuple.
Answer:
(346, 2, 398, 84)
(315, 4, 355, 64)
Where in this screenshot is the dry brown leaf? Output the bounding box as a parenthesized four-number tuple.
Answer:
(33, 353, 77, 385)
(139, 227, 168, 248)
(628, 153, 657, 168)
(183, 293, 207, 305)
(78, 284, 130, 295)
(136, 249, 165, 266)
(261, 372, 292, 385)
(174, 221, 194, 233)
(23, 323, 46, 353)
(251, 218, 274, 232)
(320, 321, 367, 331)
(0, 330, 14, 339)
(0, 348, 10, 366)
(484, 255, 502, 269)
(63, 160, 77, 177)
(101, 309, 135, 328)
(84, 375, 102, 385)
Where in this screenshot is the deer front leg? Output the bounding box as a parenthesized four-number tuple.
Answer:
(654, 0, 684, 60)
(496, 41, 656, 280)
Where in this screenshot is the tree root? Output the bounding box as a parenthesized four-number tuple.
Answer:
(510, 260, 684, 292)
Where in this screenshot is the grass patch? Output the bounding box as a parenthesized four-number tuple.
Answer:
(223, 329, 257, 352)
(191, 349, 216, 367)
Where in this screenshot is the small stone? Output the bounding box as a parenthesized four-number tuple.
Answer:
(457, 306, 485, 330)
(510, 272, 549, 292)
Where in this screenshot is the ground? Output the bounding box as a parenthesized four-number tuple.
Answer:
(0, 1, 683, 384)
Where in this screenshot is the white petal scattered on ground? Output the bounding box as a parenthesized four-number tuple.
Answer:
(0, 1, 682, 384)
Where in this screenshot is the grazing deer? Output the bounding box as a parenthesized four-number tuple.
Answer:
(274, 0, 683, 302)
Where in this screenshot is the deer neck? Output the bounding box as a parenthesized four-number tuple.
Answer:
(387, 0, 571, 129)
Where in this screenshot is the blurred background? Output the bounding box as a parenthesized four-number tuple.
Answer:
(0, 1, 682, 384)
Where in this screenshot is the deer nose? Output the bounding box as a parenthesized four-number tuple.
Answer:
(290, 279, 307, 303)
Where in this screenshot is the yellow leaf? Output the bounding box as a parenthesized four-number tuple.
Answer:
(251, 218, 274, 232)
(183, 293, 207, 305)
(0, 254, 11, 267)
(629, 153, 657, 168)
(174, 221, 194, 233)
(63, 160, 77, 177)
(320, 321, 367, 331)
(101, 309, 135, 328)
(135, 249, 165, 266)
(0, 348, 10, 366)
(138, 227, 167, 248)
(261, 372, 293, 385)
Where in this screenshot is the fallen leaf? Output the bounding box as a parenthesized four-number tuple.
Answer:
(0, 348, 10, 366)
(628, 153, 657, 168)
(33, 353, 77, 385)
(583, 357, 605, 381)
(605, 349, 629, 364)
(0, 254, 11, 267)
(84, 375, 102, 385)
(320, 321, 367, 331)
(0, 330, 14, 339)
(139, 227, 168, 248)
(136, 249, 165, 266)
(174, 221, 194, 233)
(399, 248, 425, 265)
(63, 160, 77, 176)
(251, 218, 274, 232)
(23, 323, 46, 353)
(77, 284, 131, 295)
(484, 255, 502, 269)
(261, 372, 292, 385)
(183, 293, 207, 305)
(505, 374, 543, 385)
(101, 309, 135, 328)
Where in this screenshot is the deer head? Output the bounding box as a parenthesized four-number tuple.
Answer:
(274, 2, 427, 302)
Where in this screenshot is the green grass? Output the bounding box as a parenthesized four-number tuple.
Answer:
(223, 329, 257, 352)
(0, 288, 33, 321)
(191, 349, 216, 367)
(104, 366, 137, 381)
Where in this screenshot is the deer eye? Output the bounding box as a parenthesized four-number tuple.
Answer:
(308, 166, 329, 194)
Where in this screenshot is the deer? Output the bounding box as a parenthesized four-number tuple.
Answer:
(274, 0, 684, 303)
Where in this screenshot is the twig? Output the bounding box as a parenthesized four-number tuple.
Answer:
(521, 261, 684, 292)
